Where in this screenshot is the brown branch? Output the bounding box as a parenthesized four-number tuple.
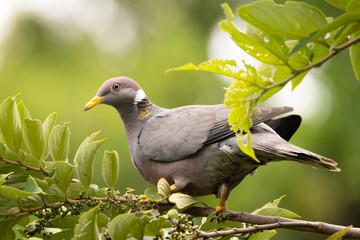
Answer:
(190, 222, 352, 239)
(0, 156, 49, 176)
(1, 196, 359, 239)
(180, 207, 360, 239)
(0, 196, 128, 217)
(0, 156, 80, 183)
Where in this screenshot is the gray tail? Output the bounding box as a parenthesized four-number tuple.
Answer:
(281, 146, 340, 172)
(250, 129, 340, 172)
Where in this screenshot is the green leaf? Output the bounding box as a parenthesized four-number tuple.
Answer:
(48, 123, 71, 161)
(73, 204, 100, 240)
(102, 150, 119, 190)
(50, 161, 75, 199)
(42, 112, 57, 159)
(325, 0, 350, 10)
(97, 212, 109, 228)
(0, 172, 14, 185)
(0, 142, 5, 157)
(249, 230, 277, 240)
(145, 216, 170, 237)
(252, 196, 300, 218)
(23, 119, 46, 160)
(0, 97, 22, 153)
(312, 13, 360, 41)
(0, 176, 43, 201)
(350, 31, 360, 80)
(168, 192, 206, 211)
(327, 225, 352, 240)
(17, 100, 31, 125)
(0, 213, 29, 239)
(75, 135, 105, 195)
(237, 1, 328, 39)
(145, 187, 165, 203)
(130, 213, 152, 240)
(157, 178, 172, 198)
(347, 0, 360, 13)
(74, 131, 101, 165)
(219, 3, 288, 65)
(108, 213, 139, 240)
(48, 229, 74, 240)
(167, 59, 244, 79)
(166, 209, 179, 219)
(49, 215, 79, 228)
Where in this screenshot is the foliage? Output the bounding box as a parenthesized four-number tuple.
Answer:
(1, 1, 359, 239)
(169, 0, 360, 160)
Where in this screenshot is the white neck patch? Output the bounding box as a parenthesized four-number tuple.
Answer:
(134, 89, 147, 104)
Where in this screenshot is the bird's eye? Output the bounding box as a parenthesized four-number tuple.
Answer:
(112, 83, 121, 91)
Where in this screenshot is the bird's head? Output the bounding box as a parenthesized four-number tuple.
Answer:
(84, 77, 147, 111)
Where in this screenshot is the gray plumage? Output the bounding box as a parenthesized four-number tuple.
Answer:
(85, 77, 339, 199)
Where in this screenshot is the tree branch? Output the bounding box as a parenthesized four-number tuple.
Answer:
(1, 197, 359, 239)
(0, 156, 80, 183)
(190, 222, 352, 239)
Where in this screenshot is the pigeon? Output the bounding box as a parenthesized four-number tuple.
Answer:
(84, 76, 339, 212)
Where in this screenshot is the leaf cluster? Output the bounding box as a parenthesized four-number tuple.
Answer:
(168, 0, 360, 160)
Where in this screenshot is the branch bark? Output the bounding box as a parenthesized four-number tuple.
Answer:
(1, 197, 359, 239)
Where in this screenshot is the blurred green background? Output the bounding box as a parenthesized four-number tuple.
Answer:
(0, 0, 359, 239)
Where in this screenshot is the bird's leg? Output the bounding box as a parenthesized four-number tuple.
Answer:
(216, 183, 229, 213)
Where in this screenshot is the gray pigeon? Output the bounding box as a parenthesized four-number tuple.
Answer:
(84, 76, 339, 211)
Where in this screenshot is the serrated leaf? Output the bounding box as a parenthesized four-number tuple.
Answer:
(252, 196, 300, 218)
(0, 97, 22, 153)
(73, 204, 100, 240)
(108, 213, 139, 240)
(350, 31, 360, 80)
(102, 150, 119, 190)
(249, 230, 277, 240)
(157, 178, 172, 198)
(23, 119, 46, 160)
(75, 137, 105, 195)
(168, 192, 205, 211)
(219, 3, 288, 65)
(327, 225, 352, 240)
(50, 161, 75, 199)
(238, 1, 328, 39)
(48, 123, 70, 161)
(167, 59, 244, 79)
(253, 206, 300, 218)
(145, 188, 164, 203)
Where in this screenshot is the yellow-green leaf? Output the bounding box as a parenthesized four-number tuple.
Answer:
(327, 226, 352, 240)
(350, 31, 360, 80)
(23, 119, 46, 160)
(48, 123, 71, 161)
(157, 178, 172, 198)
(0, 97, 22, 153)
(73, 204, 100, 240)
(102, 150, 119, 190)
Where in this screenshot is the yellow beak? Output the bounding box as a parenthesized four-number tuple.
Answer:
(84, 96, 104, 111)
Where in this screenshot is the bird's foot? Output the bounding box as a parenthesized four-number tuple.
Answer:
(215, 204, 227, 214)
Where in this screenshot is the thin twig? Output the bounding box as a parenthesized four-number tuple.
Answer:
(0, 156, 49, 176)
(0, 156, 80, 183)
